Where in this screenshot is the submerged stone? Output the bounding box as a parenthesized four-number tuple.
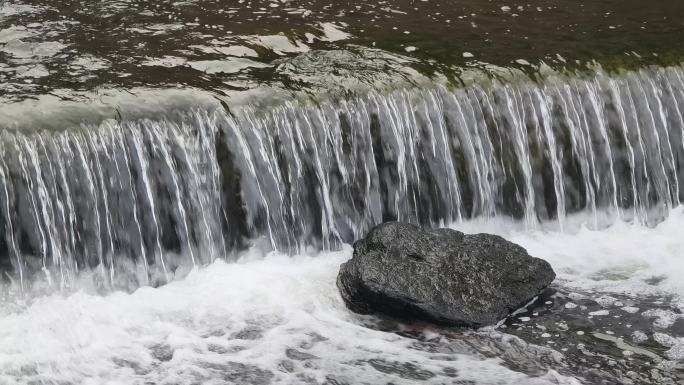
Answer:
(337, 222, 556, 327)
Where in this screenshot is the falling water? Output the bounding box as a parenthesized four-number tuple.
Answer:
(0, 111, 226, 290)
(1, 65, 684, 289)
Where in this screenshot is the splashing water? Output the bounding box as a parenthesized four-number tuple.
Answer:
(2, 207, 684, 384)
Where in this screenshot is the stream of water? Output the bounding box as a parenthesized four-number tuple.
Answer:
(2, 1, 684, 384)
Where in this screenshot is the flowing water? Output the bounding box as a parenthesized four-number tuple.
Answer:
(1, 0, 684, 384)
(2, 213, 684, 385)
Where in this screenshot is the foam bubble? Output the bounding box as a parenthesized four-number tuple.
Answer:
(452, 207, 684, 307)
(4, 208, 684, 383)
(0, 246, 582, 384)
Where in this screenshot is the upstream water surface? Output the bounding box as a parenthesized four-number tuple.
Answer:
(1, 1, 684, 384)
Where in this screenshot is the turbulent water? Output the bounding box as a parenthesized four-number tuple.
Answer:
(1, 212, 684, 385)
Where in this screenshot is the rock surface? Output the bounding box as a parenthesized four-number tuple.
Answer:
(337, 222, 556, 327)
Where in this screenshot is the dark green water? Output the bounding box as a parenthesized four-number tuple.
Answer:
(1, 0, 683, 104)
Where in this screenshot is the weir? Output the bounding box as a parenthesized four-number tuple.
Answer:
(1, 65, 684, 290)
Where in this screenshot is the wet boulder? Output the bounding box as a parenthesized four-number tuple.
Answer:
(337, 222, 556, 327)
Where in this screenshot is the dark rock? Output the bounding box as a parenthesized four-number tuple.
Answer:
(337, 222, 555, 327)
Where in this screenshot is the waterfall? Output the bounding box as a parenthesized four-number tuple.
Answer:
(1, 65, 684, 290)
(0, 111, 226, 290)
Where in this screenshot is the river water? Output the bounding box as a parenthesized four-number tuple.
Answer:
(2, 212, 684, 384)
(1, 1, 684, 384)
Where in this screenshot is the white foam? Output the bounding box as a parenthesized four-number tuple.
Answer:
(451, 207, 684, 306)
(318, 22, 351, 42)
(0, 4, 37, 20)
(0, 245, 582, 384)
(247, 34, 309, 55)
(4, 208, 684, 383)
